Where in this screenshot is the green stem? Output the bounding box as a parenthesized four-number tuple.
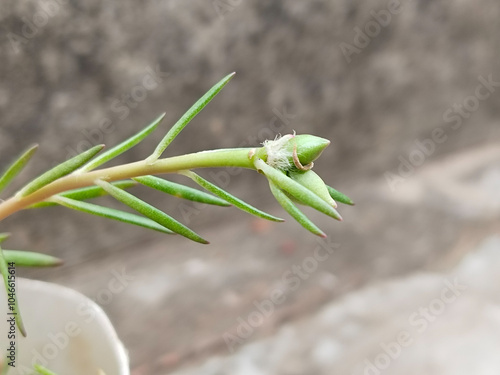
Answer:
(0, 148, 256, 222)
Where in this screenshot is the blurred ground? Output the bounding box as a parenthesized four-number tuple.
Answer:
(167, 235, 500, 375)
(1, 1, 499, 374)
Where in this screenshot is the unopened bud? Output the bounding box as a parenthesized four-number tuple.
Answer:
(284, 135, 330, 167)
(254, 134, 330, 171)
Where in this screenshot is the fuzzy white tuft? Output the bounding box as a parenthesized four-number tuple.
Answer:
(262, 133, 295, 170)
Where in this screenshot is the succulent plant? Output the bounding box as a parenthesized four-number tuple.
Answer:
(0, 73, 353, 373)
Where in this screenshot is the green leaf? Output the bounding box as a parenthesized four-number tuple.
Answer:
(33, 365, 58, 375)
(80, 113, 166, 172)
(0, 144, 38, 195)
(29, 180, 138, 208)
(2, 250, 63, 268)
(269, 181, 326, 237)
(95, 180, 208, 243)
(289, 170, 337, 208)
(0, 246, 26, 337)
(254, 159, 342, 221)
(134, 175, 230, 207)
(0, 233, 10, 244)
(52, 196, 174, 235)
(18, 144, 105, 197)
(181, 171, 284, 222)
(326, 185, 354, 206)
(147, 73, 235, 162)
(62, 180, 137, 200)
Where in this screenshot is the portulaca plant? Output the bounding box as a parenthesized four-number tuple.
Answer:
(0, 73, 353, 374)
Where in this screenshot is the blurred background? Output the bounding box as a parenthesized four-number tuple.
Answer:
(1, 1, 500, 374)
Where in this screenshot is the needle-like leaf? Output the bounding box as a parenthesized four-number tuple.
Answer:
(18, 144, 105, 197)
(254, 159, 342, 221)
(147, 73, 235, 163)
(2, 250, 62, 268)
(134, 175, 230, 207)
(33, 365, 58, 375)
(181, 170, 284, 222)
(0, 144, 38, 195)
(79, 113, 166, 172)
(289, 170, 337, 208)
(95, 180, 208, 243)
(51, 196, 174, 235)
(269, 181, 326, 237)
(326, 185, 355, 205)
(29, 180, 138, 208)
(0, 233, 10, 244)
(0, 246, 26, 337)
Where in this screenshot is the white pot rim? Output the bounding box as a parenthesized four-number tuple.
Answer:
(2, 278, 130, 375)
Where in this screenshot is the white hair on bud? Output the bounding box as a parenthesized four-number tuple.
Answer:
(262, 132, 295, 170)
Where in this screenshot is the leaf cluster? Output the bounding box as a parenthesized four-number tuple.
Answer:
(0, 72, 353, 342)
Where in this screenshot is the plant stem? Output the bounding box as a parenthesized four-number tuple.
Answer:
(0, 148, 256, 222)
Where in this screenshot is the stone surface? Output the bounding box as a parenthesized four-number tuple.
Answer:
(167, 236, 500, 375)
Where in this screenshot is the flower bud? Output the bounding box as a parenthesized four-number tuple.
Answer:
(254, 134, 330, 171)
(284, 135, 330, 167)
